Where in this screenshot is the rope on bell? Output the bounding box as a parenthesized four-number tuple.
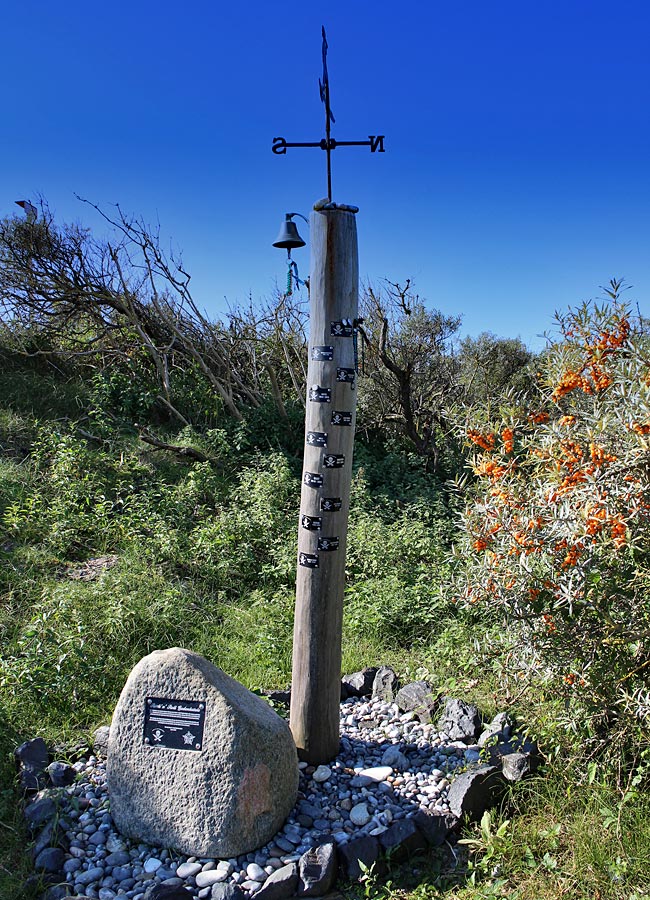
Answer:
(285, 257, 306, 298)
(286, 257, 293, 296)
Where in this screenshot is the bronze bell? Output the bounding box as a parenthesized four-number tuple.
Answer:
(272, 213, 306, 250)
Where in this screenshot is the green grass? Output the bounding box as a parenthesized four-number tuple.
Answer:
(1, 377, 649, 900)
(351, 772, 650, 900)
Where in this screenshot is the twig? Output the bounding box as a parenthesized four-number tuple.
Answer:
(138, 429, 213, 464)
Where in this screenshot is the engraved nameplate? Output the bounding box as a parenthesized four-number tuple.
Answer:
(312, 345, 334, 361)
(331, 410, 352, 426)
(301, 514, 322, 531)
(336, 367, 355, 384)
(331, 320, 354, 337)
(323, 453, 345, 469)
(299, 552, 319, 569)
(143, 698, 206, 751)
(309, 386, 331, 403)
(320, 497, 342, 512)
(318, 536, 340, 551)
(306, 431, 328, 447)
(304, 472, 323, 487)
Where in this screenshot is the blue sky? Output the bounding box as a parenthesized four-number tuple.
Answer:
(2, 0, 649, 350)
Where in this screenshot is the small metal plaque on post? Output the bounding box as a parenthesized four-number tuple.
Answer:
(309, 386, 331, 403)
(299, 552, 319, 569)
(304, 472, 324, 487)
(331, 410, 352, 426)
(320, 497, 342, 511)
(301, 514, 322, 531)
(312, 346, 334, 361)
(323, 453, 345, 468)
(306, 431, 328, 447)
(336, 367, 355, 384)
(331, 320, 354, 337)
(143, 698, 206, 751)
(318, 537, 340, 551)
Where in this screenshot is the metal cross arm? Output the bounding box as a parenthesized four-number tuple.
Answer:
(272, 136, 386, 153)
(271, 27, 385, 201)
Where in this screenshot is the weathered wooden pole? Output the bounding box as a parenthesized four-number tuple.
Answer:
(290, 204, 359, 763)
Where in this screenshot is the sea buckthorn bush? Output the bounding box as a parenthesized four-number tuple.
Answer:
(455, 290, 650, 745)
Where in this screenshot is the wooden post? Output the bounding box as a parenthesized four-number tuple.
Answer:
(290, 206, 359, 763)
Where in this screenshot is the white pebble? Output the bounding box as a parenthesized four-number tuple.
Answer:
(359, 766, 393, 782)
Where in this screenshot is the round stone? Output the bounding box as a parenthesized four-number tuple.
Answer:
(144, 857, 162, 873)
(349, 803, 371, 826)
(246, 863, 266, 881)
(196, 870, 227, 887)
(312, 765, 331, 783)
(176, 861, 202, 878)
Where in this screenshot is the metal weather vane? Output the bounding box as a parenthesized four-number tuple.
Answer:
(272, 27, 385, 201)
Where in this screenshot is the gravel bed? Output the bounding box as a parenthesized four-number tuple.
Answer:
(56, 696, 479, 898)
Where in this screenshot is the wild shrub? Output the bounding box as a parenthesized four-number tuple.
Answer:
(454, 291, 650, 754)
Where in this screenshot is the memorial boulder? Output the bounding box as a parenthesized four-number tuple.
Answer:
(107, 648, 299, 858)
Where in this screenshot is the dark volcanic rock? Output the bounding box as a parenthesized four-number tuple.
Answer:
(298, 841, 337, 896)
(412, 809, 459, 846)
(15, 737, 49, 773)
(255, 863, 298, 900)
(438, 698, 482, 742)
(24, 795, 58, 831)
(211, 885, 245, 900)
(371, 666, 400, 702)
(395, 681, 440, 724)
(378, 819, 426, 861)
(32, 818, 68, 857)
(447, 765, 506, 822)
(144, 884, 193, 900)
(338, 834, 382, 880)
(34, 846, 66, 873)
(341, 668, 378, 698)
(501, 751, 532, 782)
(47, 761, 77, 787)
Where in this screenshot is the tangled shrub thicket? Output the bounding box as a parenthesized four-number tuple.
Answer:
(455, 290, 650, 748)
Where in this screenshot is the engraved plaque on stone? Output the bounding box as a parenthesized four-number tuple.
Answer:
(301, 514, 322, 531)
(318, 536, 339, 551)
(331, 410, 352, 426)
(309, 386, 331, 403)
(323, 453, 345, 469)
(299, 552, 319, 569)
(304, 472, 324, 487)
(143, 697, 206, 751)
(306, 431, 328, 447)
(320, 497, 342, 512)
(312, 345, 334, 361)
